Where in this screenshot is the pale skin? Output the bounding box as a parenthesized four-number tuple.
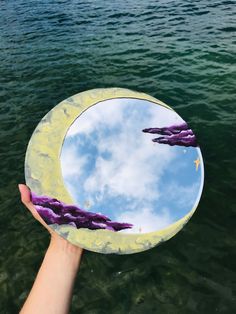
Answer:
(18, 184, 83, 314)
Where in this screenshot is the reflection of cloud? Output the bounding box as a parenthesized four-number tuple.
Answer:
(83, 103, 177, 202)
(148, 105, 184, 128)
(67, 99, 124, 137)
(117, 207, 173, 233)
(165, 182, 199, 209)
(60, 98, 202, 233)
(60, 145, 87, 178)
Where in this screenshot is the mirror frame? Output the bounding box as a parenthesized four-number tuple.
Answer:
(25, 88, 204, 254)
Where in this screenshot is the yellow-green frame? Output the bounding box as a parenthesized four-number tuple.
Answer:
(25, 88, 203, 254)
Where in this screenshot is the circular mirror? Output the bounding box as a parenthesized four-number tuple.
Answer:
(25, 88, 204, 254)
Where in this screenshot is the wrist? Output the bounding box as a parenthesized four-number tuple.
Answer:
(49, 235, 83, 263)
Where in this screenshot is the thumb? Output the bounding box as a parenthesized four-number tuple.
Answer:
(18, 183, 54, 233)
(18, 184, 32, 205)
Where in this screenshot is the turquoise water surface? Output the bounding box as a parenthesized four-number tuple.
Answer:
(0, 1, 235, 313)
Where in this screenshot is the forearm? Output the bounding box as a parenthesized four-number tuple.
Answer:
(20, 237, 83, 314)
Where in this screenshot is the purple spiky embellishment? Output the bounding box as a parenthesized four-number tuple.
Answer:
(142, 122, 198, 147)
(31, 192, 133, 232)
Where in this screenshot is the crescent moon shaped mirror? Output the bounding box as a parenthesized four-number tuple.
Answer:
(25, 88, 204, 254)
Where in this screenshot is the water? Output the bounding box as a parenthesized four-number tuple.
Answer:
(0, 0, 235, 313)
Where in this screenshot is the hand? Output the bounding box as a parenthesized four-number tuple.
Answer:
(18, 184, 83, 253)
(19, 184, 83, 314)
(18, 184, 55, 235)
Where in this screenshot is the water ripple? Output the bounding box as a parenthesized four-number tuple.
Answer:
(0, 0, 235, 313)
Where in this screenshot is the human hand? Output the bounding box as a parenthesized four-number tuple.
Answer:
(19, 184, 83, 314)
(18, 184, 55, 235)
(18, 184, 83, 254)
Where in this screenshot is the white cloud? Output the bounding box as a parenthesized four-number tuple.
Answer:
(148, 102, 184, 128)
(66, 99, 124, 137)
(60, 145, 87, 178)
(60, 98, 197, 233)
(164, 181, 200, 209)
(117, 206, 173, 233)
(83, 103, 177, 202)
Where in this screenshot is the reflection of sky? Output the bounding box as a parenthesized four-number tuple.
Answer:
(60, 98, 203, 234)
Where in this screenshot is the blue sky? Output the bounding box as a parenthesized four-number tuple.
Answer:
(60, 98, 204, 234)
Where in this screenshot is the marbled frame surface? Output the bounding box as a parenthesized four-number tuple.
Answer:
(25, 88, 204, 254)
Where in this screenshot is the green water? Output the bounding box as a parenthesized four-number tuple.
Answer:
(0, 1, 235, 313)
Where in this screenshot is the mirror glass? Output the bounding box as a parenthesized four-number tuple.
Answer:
(60, 98, 203, 234)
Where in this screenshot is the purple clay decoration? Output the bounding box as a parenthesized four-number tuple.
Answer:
(30, 192, 133, 232)
(142, 122, 198, 147)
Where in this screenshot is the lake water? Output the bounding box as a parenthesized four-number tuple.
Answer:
(0, 0, 235, 313)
